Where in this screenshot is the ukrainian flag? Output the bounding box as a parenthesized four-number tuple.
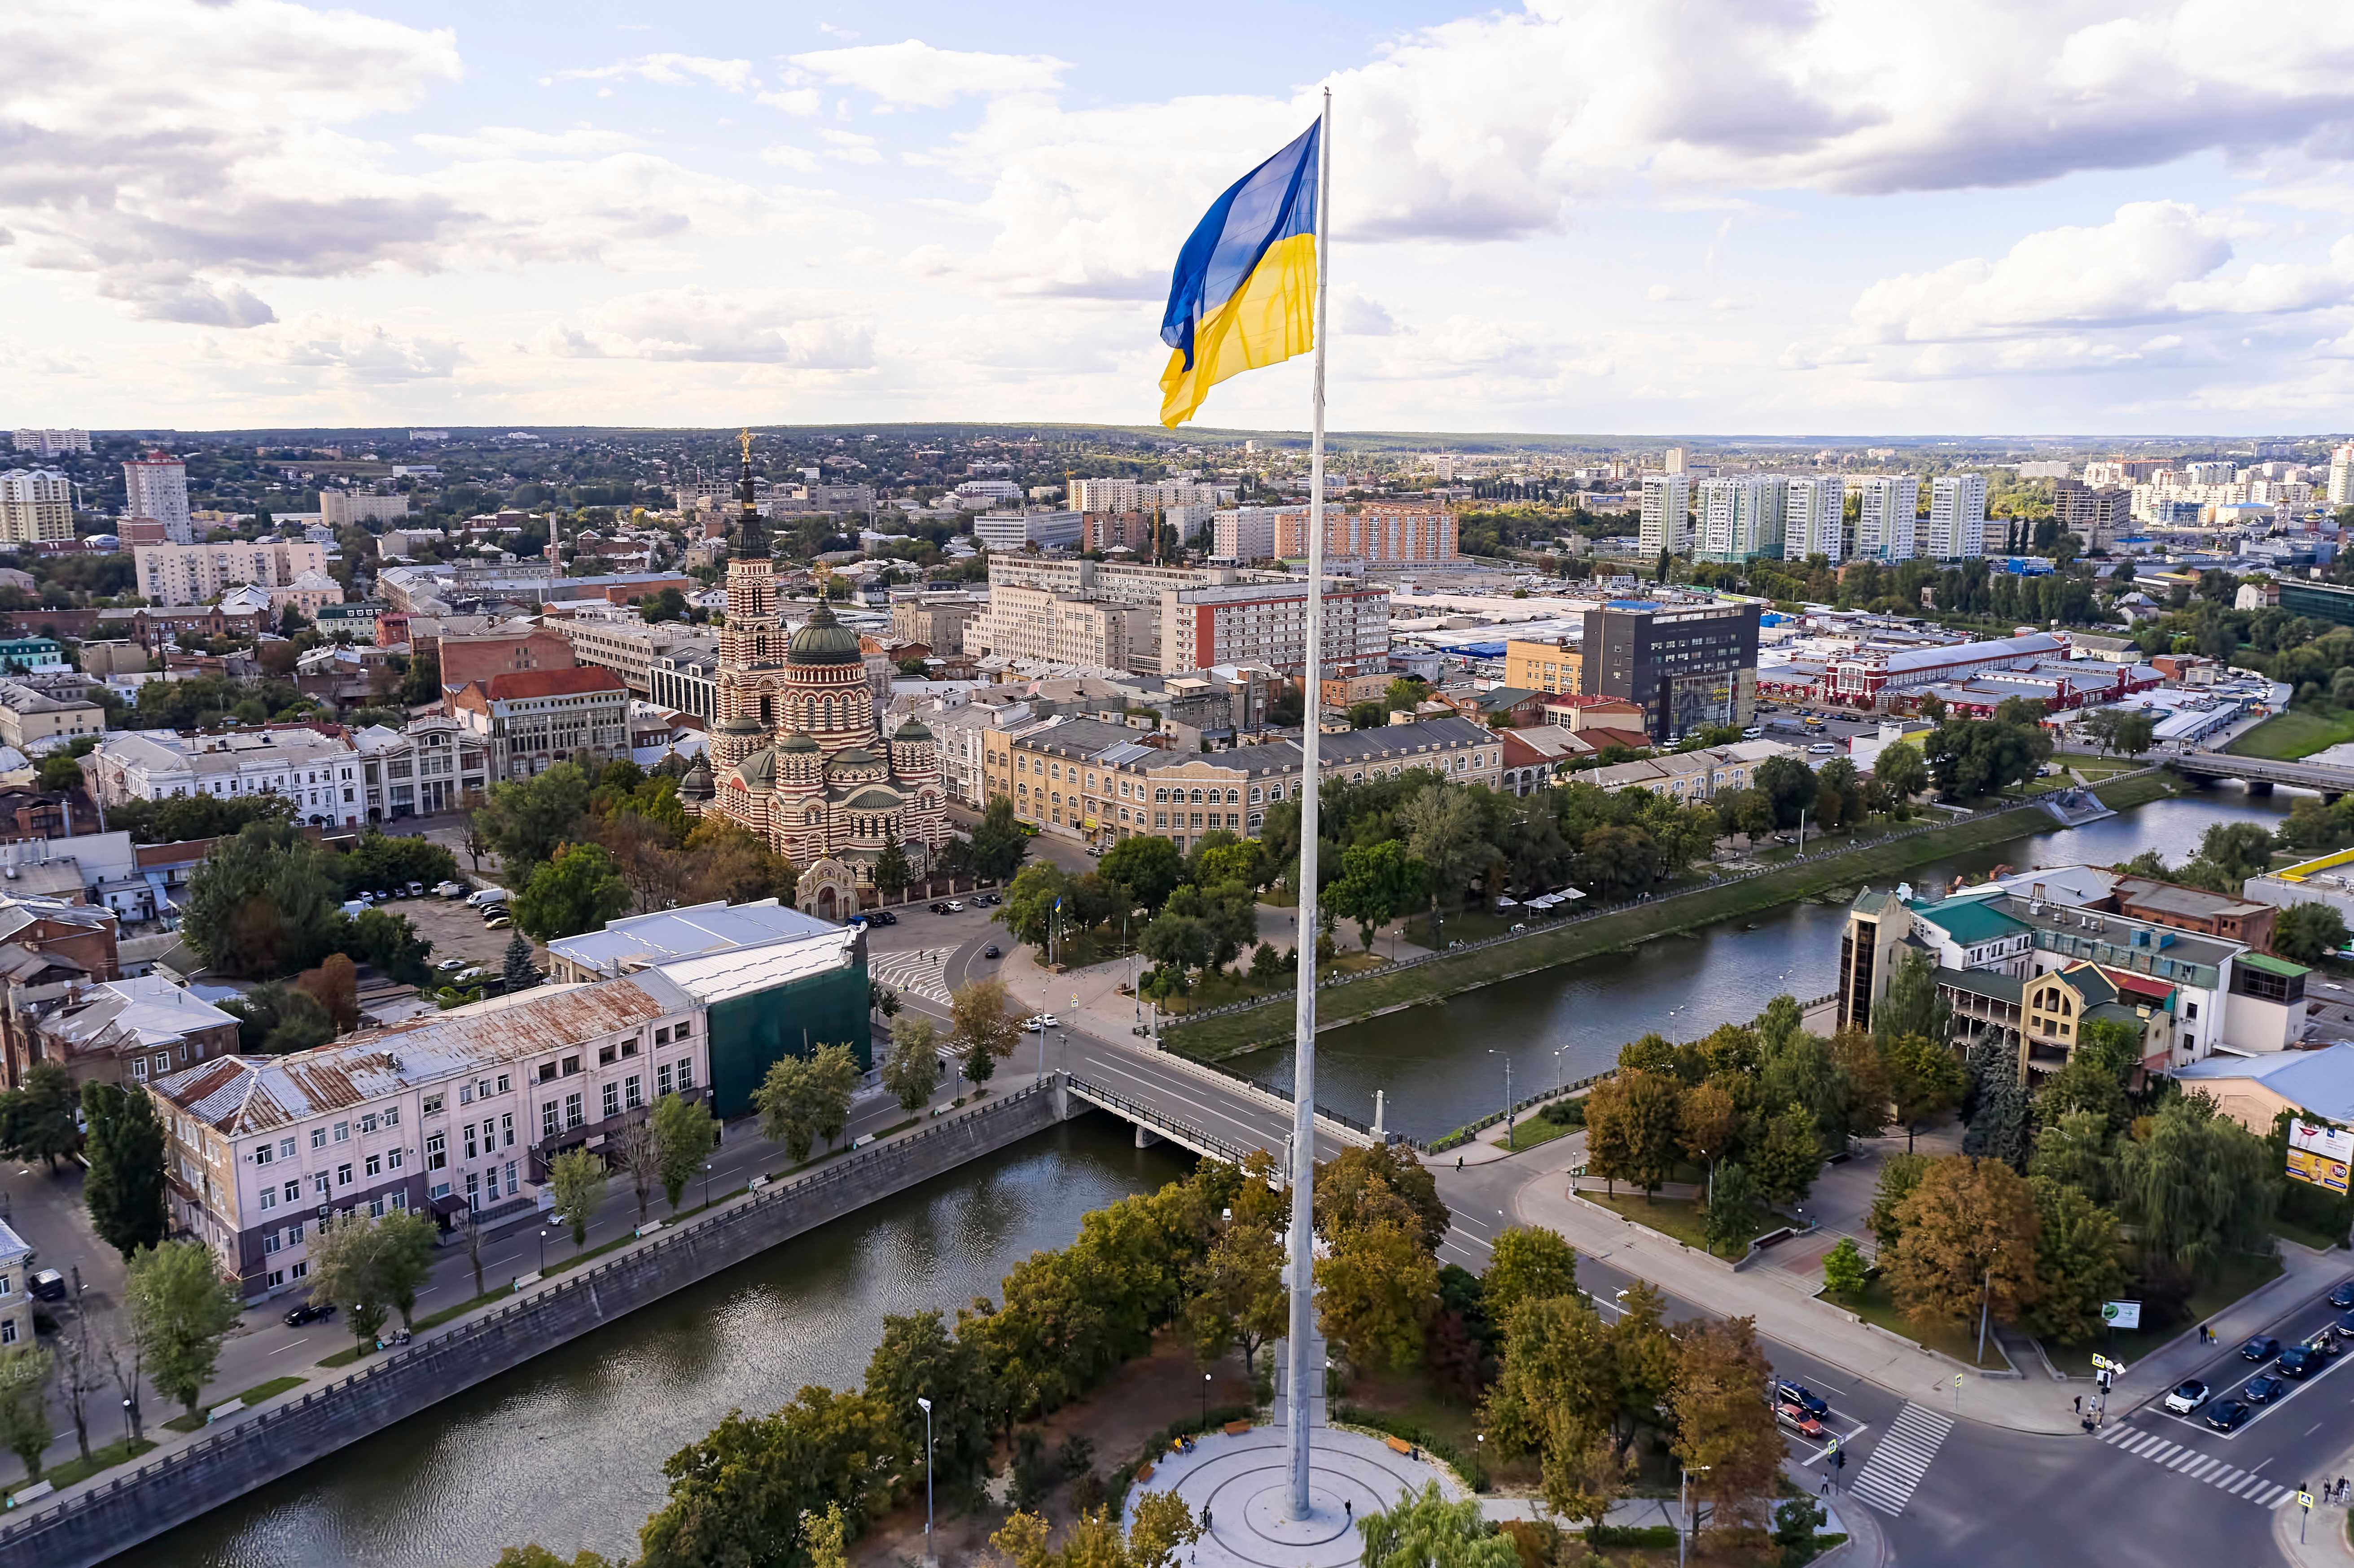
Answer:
(1158, 120, 1321, 428)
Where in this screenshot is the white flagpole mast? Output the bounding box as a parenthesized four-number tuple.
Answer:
(1286, 83, 1332, 1525)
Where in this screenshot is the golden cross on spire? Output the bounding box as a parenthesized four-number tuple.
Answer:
(739, 428, 753, 462)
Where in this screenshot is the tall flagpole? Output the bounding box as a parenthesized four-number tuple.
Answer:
(1286, 84, 1333, 1524)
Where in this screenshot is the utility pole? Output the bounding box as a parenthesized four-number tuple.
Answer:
(1490, 1048, 1513, 1143)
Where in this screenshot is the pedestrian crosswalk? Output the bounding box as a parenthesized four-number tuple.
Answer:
(2096, 1420, 2296, 1507)
(1849, 1403, 1953, 1517)
(869, 947, 950, 1004)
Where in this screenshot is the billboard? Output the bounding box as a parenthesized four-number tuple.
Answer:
(2287, 1121, 2353, 1193)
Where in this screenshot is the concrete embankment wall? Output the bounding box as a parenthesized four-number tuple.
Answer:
(0, 1084, 1070, 1568)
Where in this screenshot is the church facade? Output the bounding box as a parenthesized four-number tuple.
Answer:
(679, 438, 948, 919)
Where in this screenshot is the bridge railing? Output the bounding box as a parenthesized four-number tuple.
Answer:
(1063, 1074, 1254, 1164)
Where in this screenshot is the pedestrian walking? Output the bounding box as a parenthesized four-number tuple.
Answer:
(2073, 1394, 2082, 1414)
(1819, 1473, 1831, 1496)
(1456, 1155, 1464, 1170)
(1345, 1501, 1353, 1522)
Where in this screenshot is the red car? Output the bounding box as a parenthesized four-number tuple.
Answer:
(1776, 1399, 1826, 1438)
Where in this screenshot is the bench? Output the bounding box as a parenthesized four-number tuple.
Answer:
(1384, 1436, 1413, 1456)
(1224, 1420, 1250, 1437)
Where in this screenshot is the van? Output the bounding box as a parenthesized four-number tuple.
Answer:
(340, 899, 369, 919)
(465, 887, 511, 909)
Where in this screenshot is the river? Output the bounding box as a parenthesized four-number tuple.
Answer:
(121, 1117, 1192, 1568)
(1227, 786, 2301, 1142)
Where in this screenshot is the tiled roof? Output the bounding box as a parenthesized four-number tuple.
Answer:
(480, 667, 628, 701)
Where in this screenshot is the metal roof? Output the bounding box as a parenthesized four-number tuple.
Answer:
(544, 898, 837, 976)
(657, 929, 859, 1005)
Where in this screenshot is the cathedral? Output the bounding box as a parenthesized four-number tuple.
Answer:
(679, 435, 948, 919)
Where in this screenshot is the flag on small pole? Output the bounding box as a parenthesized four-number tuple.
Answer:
(1157, 97, 1331, 1525)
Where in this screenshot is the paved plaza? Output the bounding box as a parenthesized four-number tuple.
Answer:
(1129, 1424, 1460, 1568)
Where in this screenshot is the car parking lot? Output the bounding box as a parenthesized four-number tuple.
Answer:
(393, 890, 539, 972)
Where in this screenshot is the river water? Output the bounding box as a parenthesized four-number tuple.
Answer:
(1229, 787, 2301, 1142)
(123, 1119, 1192, 1568)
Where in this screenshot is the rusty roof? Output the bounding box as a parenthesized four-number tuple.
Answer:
(149, 971, 693, 1137)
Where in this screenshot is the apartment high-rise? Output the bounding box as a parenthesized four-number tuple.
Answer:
(2330, 444, 2354, 506)
(10, 430, 91, 458)
(133, 539, 328, 606)
(1927, 474, 1988, 561)
(1638, 473, 1692, 557)
(1273, 503, 1459, 565)
(320, 492, 410, 528)
(2052, 478, 2132, 552)
(1783, 475, 1846, 564)
(1159, 578, 1388, 676)
(1069, 477, 1141, 513)
(123, 453, 192, 545)
(0, 469, 74, 545)
(1854, 475, 1920, 561)
(1212, 507, 1280, 563)
(1694, 476, 1785, 564)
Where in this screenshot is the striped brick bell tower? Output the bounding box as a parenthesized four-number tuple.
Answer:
(709, 429, 783, 776)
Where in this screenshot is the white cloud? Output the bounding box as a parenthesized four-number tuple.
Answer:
(557, 54, 756, 93)
(202, 311, 462, 382)
(758, 88, 823, 117)
(531, 286, 877, 368)
(762, 145, 819, 173)
(783, 40, 1067, 108)
(820, 130, 882, 165)
(412, 127, 640, 158)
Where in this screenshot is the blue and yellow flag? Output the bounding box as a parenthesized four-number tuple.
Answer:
(1157, 120, 1321, 428)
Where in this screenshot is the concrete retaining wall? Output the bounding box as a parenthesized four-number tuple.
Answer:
(0, 1083, 1070, 1568)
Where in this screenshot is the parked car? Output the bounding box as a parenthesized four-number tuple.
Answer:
(435, 957, 469, 974)
(983, 944, 1001, 959)
(433, 880, 465, 898)
(26, 1269, 65, 1302)
(465, 886, 512, 909)
(2336, 1310, 2354, 1340)
(2163, 1379, 2211, 1414)
(1808, 742, 1838, 755)
(1775, 1381, 1829, 1421)
(866, 910, 898, 926)
(2243, 1374, 2287, 1404)
(404, 881, 425, 898)
(484, 915, 513, 930)
(2331, 1279, 2354, 1310)
(283, 1300, 335, 1327)
(973, 893, 1001, 907)
(944, 900, 965, 912)
(2240, 1336, 2281, 1362)
(2205, 1399, 2253, 1433)
(929, 902, 950, 914)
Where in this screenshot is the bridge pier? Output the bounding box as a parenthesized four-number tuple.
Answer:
(2249, 780, 2274, 797)
(1134, 1123, 1161, 1149)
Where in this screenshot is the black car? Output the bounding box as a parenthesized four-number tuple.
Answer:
(2278, 1345, 2321, 1379)
(283, 1301, 335, 1327)
(2244, 1373, 2287, 1404)
(2337, 1310, 2354, 1340)
(2332, 1280, 2354, 1310)
(26, 1269, 64, 1302)
(2241, 1335, 2281, 1362)
(974, 892, 1000, 907)
(2205, 1399, 2253, 1433)
(983, 944, 1001, 959)
(1774, 1380, 1829, 1421)
(867, 910, 898, 926)
(929, 902, 950, 914)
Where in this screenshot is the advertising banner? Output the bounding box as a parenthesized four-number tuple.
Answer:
(2288, 1121, 2353, 1193)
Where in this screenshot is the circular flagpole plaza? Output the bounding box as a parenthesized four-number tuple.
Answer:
(1127, 1423, 1464, 1568)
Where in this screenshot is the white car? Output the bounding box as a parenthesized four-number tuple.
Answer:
(434, 880, 464, 898)
(944, 900, 966, 912)
(2163, 1379, 2211, 1415)
(1020, 1013, 1059, 1032)
(1809, 742, 1839, 755)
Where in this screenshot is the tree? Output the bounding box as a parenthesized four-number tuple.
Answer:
(125, 1240, 240, 1415)
(1874, 948, 1951, 1045)
(1348, 699, 1387, 728)
(473, 762, 592, 880)
(2030, 1109, 2113, 1204)
(651, 1091, 718, 1213)
(2022, 1177, 2129, 1344)
(1098, 834, 1185, 914)
(618, 1111, 662, 1225)
(949, 977, 1020, 1089)
(1316, 1217, 1439, 1372)
(1329, 840, 1431, 949)
(307, 1206, 436, 1346)
(1885, 1156, 2041, 1334)
(1677, 1081, 1737, 1176)
(180, 823, 342, 979)
(514, 842, 631, 940)
(1481, 1226, 1578, 1323)
(1703, 1161, 1765, 1257)
(221, 981, 336, 1055)
(965, 796, 1031, 884)
(1868, 1152, 1929, 1252)
(0, 1344, 53, 1481)
(861, 1309, 995, 1489)
(1754, 754, 1818, 828)
(296, 951, 361, 1034)
(82, 1081, 166, 1257)
(501, 931, 541, 992)
(1750, 1103, 1824, 1205)
(882, 1016, 941, 1112)
(638, 1385, 903, 1568)
(1669, 1317, 1784, 1540)
(1356, 1482, 1520, 1568)
(0, 1060, 74, 1172)
(1315, 1143, 1450, 1256)
(1820, 1236, 1867, 1296)
(2114, 1093, 2276, 1281)
(1185, 1220, 1286, 1378)
(679, 814, 798, 906)
(1582, 1068, 1682, 1194)
(756, 1042, 861, 1162)
(1880, 1034, 1966, 1149)
(1400, 783, 1493, 912)
(491, 1549, 620, 1568)
(548, 1147, 607, 1248)
(873, 834, 913, 904)
(1872, 740, 1929, 798)
(2274, 901, 2350, 964)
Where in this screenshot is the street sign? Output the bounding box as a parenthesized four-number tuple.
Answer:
(1954, 1375, 1964, 1389)
(2300, 1492, 2315, 1511)
(2101, 1301, 2143, 1330)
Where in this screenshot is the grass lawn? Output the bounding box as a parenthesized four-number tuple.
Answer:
(20, 1437, 155, 1497)
(1168, 801, 2068, 1060)
(2228, 708, 2354, 761)
(162, 1375, 307, 1432)
(1823, 1275, 2009, 1371)
(2044, 1252, 2287, 1376)
(1582, 1190, 1767, 1257)
(2052, 752, 2145, 780)
(1496, 1117, 1578, 1151)
(2274, 1214, 2348, 1253)
(1156, 951, 1390, 1017)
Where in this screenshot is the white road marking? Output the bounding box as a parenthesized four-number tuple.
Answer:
(1847, 1403, 1953, 1518)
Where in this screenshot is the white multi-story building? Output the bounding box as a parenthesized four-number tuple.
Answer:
(0, 469, 73, 545)
(1212, 507, 1280, 563)
(1927, 474, 1987, 561)
(1854, 475, 1920, 561)
(1069, 477, 1140, 512)
(971, 582, 1143, 671)
(2183, 460, 2237, 486)
(86, 727, 361, 824)
(133, 539, 328, 606)
(1638, 473, 1691, 556)
(2330, 445, 2354, 506)
(973, 510, 1081, 552)
(1783, 475, 1846, 564)
(1159, 579, 1388, 676)
(1694, 475, 1785, 564)
(449, 666, 632, 781)
(123, 454, 192, 545)
(319, 491, 410, 528)
(952, 479, 1025, 506)
(11, 429, 91, 458)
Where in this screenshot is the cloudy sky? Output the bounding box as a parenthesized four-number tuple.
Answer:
(10, 0, 2354, 437)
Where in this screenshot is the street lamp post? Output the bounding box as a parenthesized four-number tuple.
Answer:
(1552, 1045, 1567, 1096)
(1678, 1464, 1711, 1568)
(536, 1228, 548, 1273)
(1201, 1370, 1211, 1427)
(1489, 1048, 1513, 1143)
(703, 1161, 714, 1210)
(916, 1396, 936, 1568)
